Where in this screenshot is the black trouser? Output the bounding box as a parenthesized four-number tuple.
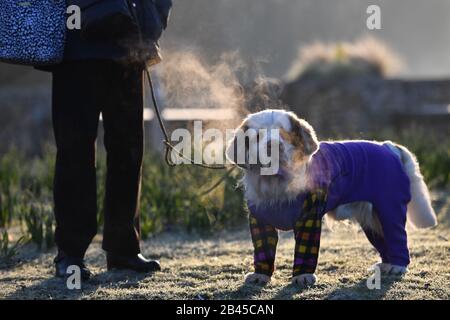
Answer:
(52, 60, 144, 258)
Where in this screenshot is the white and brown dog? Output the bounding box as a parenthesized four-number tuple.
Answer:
(226, 109, 437, 286)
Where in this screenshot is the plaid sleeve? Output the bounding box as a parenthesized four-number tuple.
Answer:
(293, 190, 327, 277)
(249, 214, 279, 276)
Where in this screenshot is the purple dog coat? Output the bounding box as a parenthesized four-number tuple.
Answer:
(248, 141, 412, 267)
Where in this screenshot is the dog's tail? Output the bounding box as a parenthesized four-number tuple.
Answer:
(386, 142, 438, 228)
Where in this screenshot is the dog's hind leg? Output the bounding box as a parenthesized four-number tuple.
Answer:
(371, 200, 410, 275)
(363, 224, 410, 275)
(362, 227, 390, 263)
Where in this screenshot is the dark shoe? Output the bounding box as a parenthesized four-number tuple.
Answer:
(54, 251, 91, 281)
(106, 253, 161, 273)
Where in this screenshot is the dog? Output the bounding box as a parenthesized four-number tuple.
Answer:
(226, 109, 437, 286)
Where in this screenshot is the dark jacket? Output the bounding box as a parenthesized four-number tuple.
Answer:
(35, 0, 172, 71)
(64, 0, 172, 61)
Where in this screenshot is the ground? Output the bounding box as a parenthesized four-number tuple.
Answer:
(1, 192, 449, 300)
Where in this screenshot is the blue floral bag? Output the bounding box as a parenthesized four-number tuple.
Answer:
(0, 0, 67, 66)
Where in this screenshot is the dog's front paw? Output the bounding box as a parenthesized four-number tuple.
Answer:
(369, 263, 408, 275)
(291, 273, 317, 287)
(244, 272, 271, 285)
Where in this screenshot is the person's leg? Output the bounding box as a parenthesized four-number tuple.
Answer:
(52, 61, 101, 259)
(101, 62, 144, 256)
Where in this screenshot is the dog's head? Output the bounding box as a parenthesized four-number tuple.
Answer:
(226, 109, 319, 204)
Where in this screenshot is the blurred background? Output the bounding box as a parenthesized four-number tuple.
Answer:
(1, 0, 449, 254)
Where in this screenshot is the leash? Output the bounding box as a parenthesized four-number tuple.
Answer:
(145, 69, 237, 195)
(145, 70, 234, 170)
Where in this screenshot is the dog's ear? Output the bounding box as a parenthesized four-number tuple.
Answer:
(226, 119, 249, 169)
(288, 114, 319, 156)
